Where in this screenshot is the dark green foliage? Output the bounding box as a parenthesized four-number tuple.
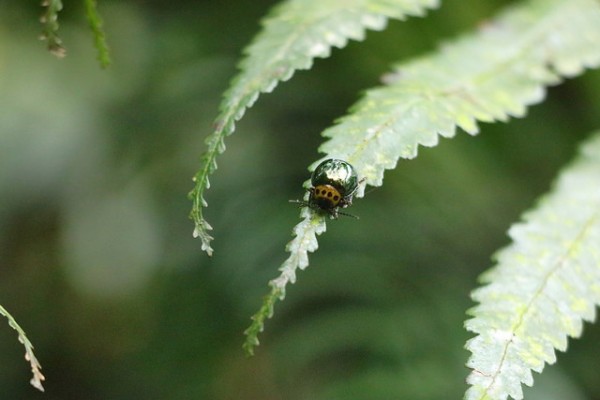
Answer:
(5, 0, 600, 398)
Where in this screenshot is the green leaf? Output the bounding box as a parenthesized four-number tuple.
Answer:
(0, 305, 45, 392)
(189, 0, 440, 255)
(464, 130, 600, 400)
(242, 0, 600, 355)
(320, 0, 600, 191)
(244, 209, 327, 356)
(39, 0, 66, 58)
(84, 0, 111, 69)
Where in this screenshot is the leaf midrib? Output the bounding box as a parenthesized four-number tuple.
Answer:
(478, 210, 600, 400)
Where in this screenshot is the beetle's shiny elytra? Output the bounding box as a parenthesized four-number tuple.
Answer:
(306, 159, 360, 218)
(311, 159, 358, 192)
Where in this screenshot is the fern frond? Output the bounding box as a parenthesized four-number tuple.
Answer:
(39, 0, 66, 58)
(464, 130, 600, 400)
(84, 0, 111, 69)
(320, 0, 600, 191)
(244, 208, 326, 356)
(0, 305, 45, 392)
(189, 0, 439, 255)
(243, 0, 600, 354)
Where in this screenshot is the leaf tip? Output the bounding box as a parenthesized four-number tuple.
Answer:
(193, 225, 214, 256)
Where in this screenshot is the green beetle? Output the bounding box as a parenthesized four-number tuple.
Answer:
(292, 159, 361, 219)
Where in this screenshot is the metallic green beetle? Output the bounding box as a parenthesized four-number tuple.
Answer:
(292, 159, 361, 219)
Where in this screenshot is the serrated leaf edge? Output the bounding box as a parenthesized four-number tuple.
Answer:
(320, 0, 600, 192)
(243, 208, 326, 355)
(0, 305, 45, 392)
(463, 131, 600, 400)
(189, 0, 439, 255)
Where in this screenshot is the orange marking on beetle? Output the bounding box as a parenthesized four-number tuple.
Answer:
(313, 184, 342, 207)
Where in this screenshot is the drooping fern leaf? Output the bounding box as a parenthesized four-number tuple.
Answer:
(84, 0, 111, 68)
(464, 130, 600, 400)
(0, 305, 45, 392)
(243, 0, 600, 356)
(320, 0, 600, 189)
(244, 207, 327, 356)
(39, 0, 66, 58)
(188, 0, 439, 255)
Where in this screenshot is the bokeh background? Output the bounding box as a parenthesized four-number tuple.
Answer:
(1, 1, 600, 399)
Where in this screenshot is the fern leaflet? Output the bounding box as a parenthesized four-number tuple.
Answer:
(0, 305, 45, 392)
(39, 0, 66, 58)
(188, 0, 439, 255)
(464, 130, 600, 400)
(320, 0, 600, 191)
(243, 0, 600, 355)
(84, 0, 111, 68)
(244, 208, 327, 355)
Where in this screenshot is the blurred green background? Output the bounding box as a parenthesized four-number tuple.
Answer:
(1, 1, 600, 399)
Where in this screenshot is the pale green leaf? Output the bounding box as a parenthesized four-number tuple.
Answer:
(242, 0, 600, 355)
(464, 130, 600, 400)
(243, 208, 326, 356)
(189, 0, 439, 255)
(320, 0, 600, 191)
(0, 305, 45, 392)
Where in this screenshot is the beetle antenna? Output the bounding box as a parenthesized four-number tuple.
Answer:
(338, 211, 360, 220)
(289, 199, 309, 207)
(363, 186, 378, 196)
